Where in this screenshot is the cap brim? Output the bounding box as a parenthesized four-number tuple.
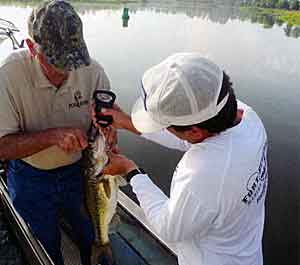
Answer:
(131, 98, 168, 134)
(43, 38, 91, 71)
(66, 41, 91, 70)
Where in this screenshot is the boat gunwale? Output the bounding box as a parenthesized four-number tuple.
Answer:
(0, 169, 55, 265)
(117, 190, 177, 256)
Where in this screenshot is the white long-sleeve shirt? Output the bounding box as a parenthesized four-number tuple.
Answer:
(130, 102, 268, 265)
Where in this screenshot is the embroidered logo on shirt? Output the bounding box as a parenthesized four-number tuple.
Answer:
(242, 143, 268, 205)
(69, 90, 88, 109)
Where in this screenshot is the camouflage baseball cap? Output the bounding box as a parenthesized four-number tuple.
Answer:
(28, 0, 90, 70)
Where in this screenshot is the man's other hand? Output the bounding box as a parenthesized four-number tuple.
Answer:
(100, 126, 118, 152)
(91, 103, 140, 135)
(103, 151, 137, 176)
(48, 128, 88, 153)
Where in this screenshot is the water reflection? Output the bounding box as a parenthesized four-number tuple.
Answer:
(74, 1, 242, 25)
(0, 1, 299, 38)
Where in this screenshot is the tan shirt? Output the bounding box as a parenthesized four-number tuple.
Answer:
(0, 49, 110, 169)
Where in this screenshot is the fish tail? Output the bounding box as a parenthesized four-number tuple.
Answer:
(90, 243, 115, 265)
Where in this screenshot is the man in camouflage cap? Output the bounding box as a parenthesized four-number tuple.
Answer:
(0, 1, 113, 264)
(28, 0, 90, 70)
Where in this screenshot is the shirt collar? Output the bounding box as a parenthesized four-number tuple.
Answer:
(31, 56, 74, 91)
(31, 57, 52, 89)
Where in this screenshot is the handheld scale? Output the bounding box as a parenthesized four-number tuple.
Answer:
(93, 90, 116, 128)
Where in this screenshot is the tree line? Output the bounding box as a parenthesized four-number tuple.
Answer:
(243, 0, 300, 10)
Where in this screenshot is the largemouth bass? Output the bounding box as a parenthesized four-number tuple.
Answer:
(82, 125, 120, 265)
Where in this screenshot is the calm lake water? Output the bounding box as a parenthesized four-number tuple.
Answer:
(0, 1, 299, 265)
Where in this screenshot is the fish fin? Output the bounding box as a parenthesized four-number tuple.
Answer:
(91, 243, 114, 265)
(102, 179, 112, 198)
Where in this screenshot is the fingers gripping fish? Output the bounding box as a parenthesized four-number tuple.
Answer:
(82, 125, 120, 265)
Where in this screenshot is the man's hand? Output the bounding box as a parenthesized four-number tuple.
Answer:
(48, 128, 88, 153)
(102, 152, 137, 176)
(92, 103, 141, 135)
(100, 126, 118, 152)
(0, 128, 88, 160)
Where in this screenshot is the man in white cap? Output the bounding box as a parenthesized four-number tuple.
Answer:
(101, 53, 268, 265)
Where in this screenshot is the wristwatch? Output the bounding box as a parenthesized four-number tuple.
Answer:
(125, 168, 146, 183)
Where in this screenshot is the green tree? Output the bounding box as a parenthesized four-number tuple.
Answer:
(277, 0, 289, 9)
(266, 0, 278, 8)
(255, 0, 266, 7)
(289, 0, 300, 10)
(291, 26, 300, 38)
(284, 24, 293, 36)
(261, 14, 275, 28)
(275, 18, 284, 26)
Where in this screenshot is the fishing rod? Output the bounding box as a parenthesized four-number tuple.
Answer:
(0, 18, 24, 49)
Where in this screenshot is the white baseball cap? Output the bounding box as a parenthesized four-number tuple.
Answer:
(131, 53, 229, 133)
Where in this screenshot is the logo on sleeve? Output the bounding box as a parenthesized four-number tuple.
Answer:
(69, 90, 88, 109)
(242, 143, 268, 205)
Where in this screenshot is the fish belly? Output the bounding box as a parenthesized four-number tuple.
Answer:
(95, 176, 118, 245)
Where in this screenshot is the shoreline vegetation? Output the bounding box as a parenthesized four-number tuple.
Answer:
(242, 0, 299, 10)
(0, 0, 299, 37)
(240, 6, 300, 25)
(241, 0, 300, 26)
